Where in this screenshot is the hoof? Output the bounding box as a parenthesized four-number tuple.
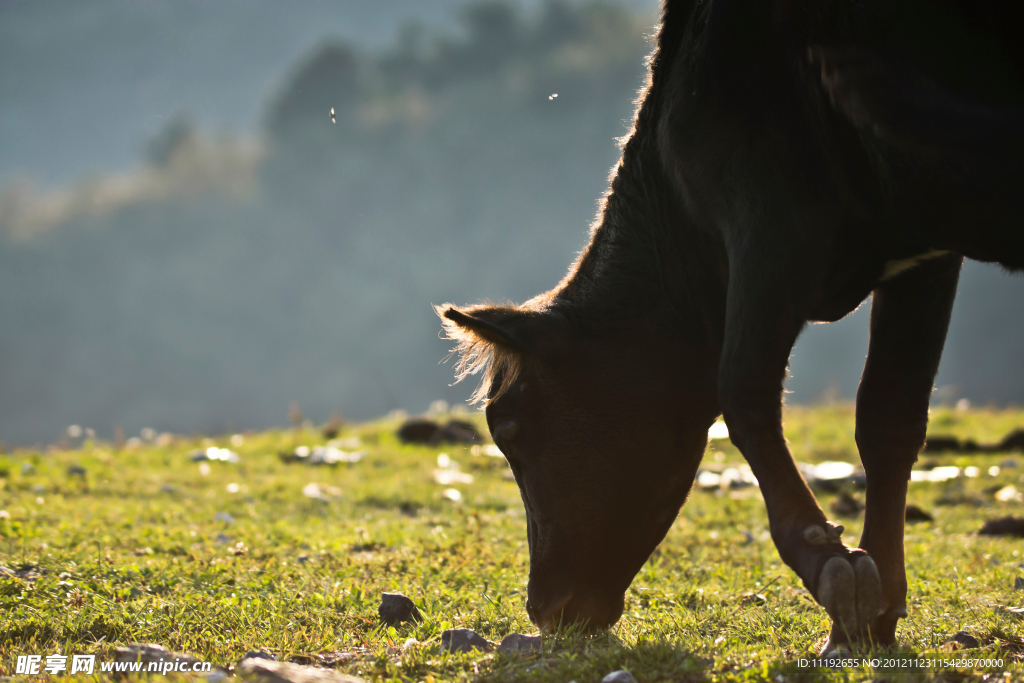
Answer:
(817, 636, 850, 658)
(817, 555, 882, 641)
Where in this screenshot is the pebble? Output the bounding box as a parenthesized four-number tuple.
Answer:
(433, 469, 474, 485)
(1014, 577, 1024, 590)
(281, 446, 363, 465)
(238, 657, 366, 683)
(602, 671, 638, 683)
(829, 491, 863, 518)
(995, 485, 1021, 502)
(978, 516, 1024, 537)
(741, 592, 767, 606)
(114, 643, 200, 667)
(378, 592, 423, 626)
(191, 447, 240, 463)
(0, 563, 44, 580)
(397, 418, 481, 445)
(497, 633, 542, 653)
(397, 419, 439, 444)
(997, 605, 1024, 617)
(950, 631, 980, 649)
(441, 628, 492, 653)
(240, 651, 276, 663)
(905, 505, 934, 522)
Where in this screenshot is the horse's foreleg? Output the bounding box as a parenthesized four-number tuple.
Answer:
(852, 254, 962, 648)
(717, 241, 881, 652)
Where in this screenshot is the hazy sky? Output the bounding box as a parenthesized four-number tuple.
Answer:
(1, 0, 1021, 444)
(0, 0, 659, 188)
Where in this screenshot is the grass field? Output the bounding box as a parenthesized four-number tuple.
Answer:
(2, 405, 1024, 682)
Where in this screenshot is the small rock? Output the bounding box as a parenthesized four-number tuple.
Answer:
(695, 469, 721, 489)
(602, 671, 638, 683)
(979, 516, 1024, 537)
(238, 658, 366, 683)
(240, 651, 276, 664)
(0, 563, 44, 580)
(433, 469, 474, 485)
(719, 465, 758, 489)
(950, 631, 980, 649)
(995, 485, 1022, 502)
(923, 436, 962, 453)
(191, 447, 240, 463)
(996, 605, 1024, 618)
(803, 461, 864, 492)
(21, 462, 35, 474)
(397, 419, 440, 444)
(1014, 577, 1024, 590)
(115, 643, 200, 667)
(438, 419, 481, 444)
(378, 592, 422, 626)
(905, 505, 934, 522)
(999, 429, 1024, 452)
(740, 592, 767, 606)
(441, 628, 492, 653)
(914, 466, 963, 483)
(215, 512, 235, 524)
(215, 533, 232, 544)
(282, 446, 363, 466)
(67, 464, 87, 477)
(497, 633, 542, 653)
(396, 418, 481, 445)
(830, 491, 864, 518)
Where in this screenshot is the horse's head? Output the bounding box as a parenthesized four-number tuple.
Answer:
(439, 301, 717, 630)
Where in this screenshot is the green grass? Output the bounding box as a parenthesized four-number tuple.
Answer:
(1, 405, 1023, 682)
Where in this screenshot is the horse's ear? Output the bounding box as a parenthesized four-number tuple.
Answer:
(440, 307, 533, 355)
(436, 303, 569, 359)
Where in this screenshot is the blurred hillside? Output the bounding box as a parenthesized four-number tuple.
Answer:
(0, 0, 1022, 445)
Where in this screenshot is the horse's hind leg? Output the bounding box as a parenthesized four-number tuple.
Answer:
(847, 254, 962, 649)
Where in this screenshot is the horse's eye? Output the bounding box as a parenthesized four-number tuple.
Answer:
(494, 419, 519, 441)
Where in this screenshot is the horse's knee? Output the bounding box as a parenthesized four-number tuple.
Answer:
(855, 418, 926, 472)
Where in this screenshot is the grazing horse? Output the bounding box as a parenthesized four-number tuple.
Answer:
(438, 0, 1024, 652)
